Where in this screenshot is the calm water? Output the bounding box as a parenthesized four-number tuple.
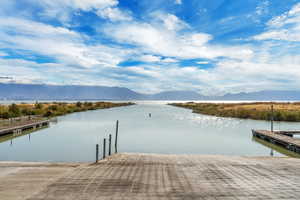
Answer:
(1, 101, 300, 162)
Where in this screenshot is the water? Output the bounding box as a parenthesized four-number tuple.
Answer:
(1, 102, 300, 162)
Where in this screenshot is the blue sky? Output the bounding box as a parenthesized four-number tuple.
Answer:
(0, 0, 300, 95)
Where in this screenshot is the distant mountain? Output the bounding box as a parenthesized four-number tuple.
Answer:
(148, 91, 208, 100)
(1, 83, 300, 101)
(218, 90, 300, 101)
(0, 83, 144, 100)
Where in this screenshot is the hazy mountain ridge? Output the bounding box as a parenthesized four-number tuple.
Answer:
(0, 83, 300, 100)
(147, 91, 207, 100)
(0, 83, 143, 100)
(219, 90, 300, 100)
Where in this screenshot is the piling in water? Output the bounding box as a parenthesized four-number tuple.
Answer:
(96, 144, 99, 163)
(103, 138, 106, 159)
(271, 104, 274, 132)
(115, 120, 119, 153)
(109, 134, 112, 156)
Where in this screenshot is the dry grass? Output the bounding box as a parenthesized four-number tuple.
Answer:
(222, 102, 300, 111)
(170, 102, 300, 122)
(0, 102, 134, 119)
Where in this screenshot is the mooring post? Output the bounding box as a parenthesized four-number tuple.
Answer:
(271, 104, 274, 132)
(109, 134, 112, 156)
(103, 138, 106, 159)
(115, 120, 119, 153)
(96, 144, 99, 163)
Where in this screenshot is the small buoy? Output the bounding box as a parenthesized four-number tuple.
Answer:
(149, 113, 151, 117)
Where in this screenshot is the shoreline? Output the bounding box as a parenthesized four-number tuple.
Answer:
(170, 102, 300, 122)
(0, 101, 134, 120)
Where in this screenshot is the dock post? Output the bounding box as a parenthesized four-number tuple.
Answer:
(103, 138, 106, 159)
(96, 144, 99, 163)
(271, 104, 274, 132)
(109, 134, 112, 156)
(115, 120, 119, 153)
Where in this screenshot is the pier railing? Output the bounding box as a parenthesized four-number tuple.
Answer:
(0, 116, 46, 130)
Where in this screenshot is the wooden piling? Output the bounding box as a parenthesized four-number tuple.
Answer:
(271, 104, 274, 132)
(115, 120, 119, 153)
(103, 138, 106, 159)
(108, 134, 112, 156)
(96, 144, 99, 163)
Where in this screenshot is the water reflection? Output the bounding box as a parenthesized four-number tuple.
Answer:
(252, 136, 300, 158)
(0, 126, 48, 146)
(0, 131, 31, 144)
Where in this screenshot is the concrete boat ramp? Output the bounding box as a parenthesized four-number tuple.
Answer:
(1, 153, 300, 200)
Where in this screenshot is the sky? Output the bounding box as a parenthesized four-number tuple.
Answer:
(0, 0, 300, 95)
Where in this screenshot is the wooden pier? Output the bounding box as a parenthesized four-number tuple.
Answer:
(252, 129, 300, 153)
(0, 119, 49, 137)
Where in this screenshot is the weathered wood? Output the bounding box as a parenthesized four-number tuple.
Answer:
(96, 144, 99, 163)
(0, 120, 50, 136)
(253, 129, 300, 153)
(271, 104, 274, 132)
(276, 131, 300, 136)
(103, 138, 106, 159)
(108, 134, 112, 156)
(3, 153, 300, 200)
(115, 120, 119, 153)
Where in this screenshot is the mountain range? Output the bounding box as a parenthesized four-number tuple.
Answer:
(0, 83, 300, 101)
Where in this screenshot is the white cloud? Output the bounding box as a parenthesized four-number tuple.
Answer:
(197, 61, 209, 64)
(267, 3, 300, 28)
(32, 0, 131, 22)
(0, 17, 79, 38)
(0, 58, 50, 84)
(175, 0, 182, 5)
(139, 55, 161, 62)
(254, 3, 300, 41)
(162, 58, 178, 63)
(96, 7, 132, 21)
(36, 0, 118, 12)
(154, 13, 188, 31)
(138, 55, 178, 63)
(104, 21, 253, 60)
(0, 52, 8, 57)
(254, 30, 300, 42)
(255, 1, 269, 16)
(0, 17, 132, 69)
(69, 0, 118, 10)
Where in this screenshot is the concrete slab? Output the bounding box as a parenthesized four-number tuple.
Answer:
(1, 154, 300, 199)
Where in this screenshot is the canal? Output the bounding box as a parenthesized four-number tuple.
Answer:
(1, 101, 300, 162)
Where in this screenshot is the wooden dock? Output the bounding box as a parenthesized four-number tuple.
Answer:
(1, 153, 300, 199)
(0, 119, 49, 136)
(276, 130, 300, 137)
(252, 129, 300, 153)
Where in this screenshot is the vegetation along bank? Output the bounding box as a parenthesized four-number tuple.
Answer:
(0, 101, 134, 119)
(170, 102, 300, 122)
